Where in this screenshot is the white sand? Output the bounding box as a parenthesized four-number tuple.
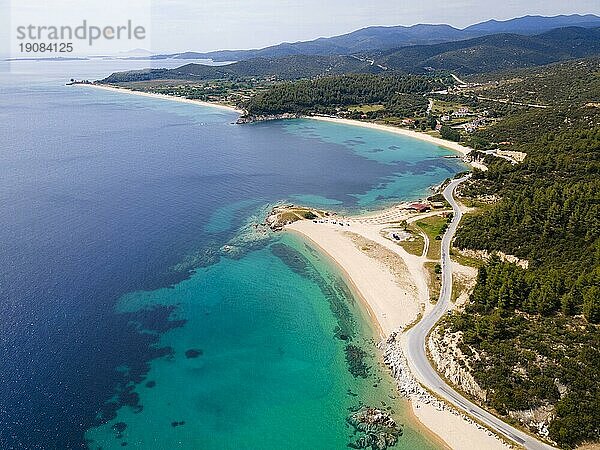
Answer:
(286, 218, 509, 450)
(411, 400, 510, 450)
(72, 83, 243, 114)
(80, 83, 499, 446)
(75, 86, 487, 170)
(288, 220, 423, 337)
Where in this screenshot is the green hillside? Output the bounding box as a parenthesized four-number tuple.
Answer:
(446, 60, 600, 448)
(100, 55, 380, 84)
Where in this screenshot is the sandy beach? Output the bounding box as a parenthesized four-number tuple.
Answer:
(285, 212, 508, 450)
(309, 116, 488, 172)
(72, 83, 244, 114)
(310, 115, 473, 156)
(288, 220, 425, 337)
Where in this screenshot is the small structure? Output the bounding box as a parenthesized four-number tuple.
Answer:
(408, 203, 431, 213)
(452, 107, 472, 118)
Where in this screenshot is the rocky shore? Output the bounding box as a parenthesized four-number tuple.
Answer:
(265, 204, 327, 231)
(236, 113, 302, 124)
(380, 331, 511, 447)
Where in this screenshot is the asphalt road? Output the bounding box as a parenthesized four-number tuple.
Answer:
(405, 176, 555, 450)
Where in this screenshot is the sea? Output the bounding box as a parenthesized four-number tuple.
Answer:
(0, 59, 466, 449)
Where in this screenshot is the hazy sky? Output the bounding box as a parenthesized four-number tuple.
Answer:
(149, 0, 600, 52)
(3, 0, 600, 56)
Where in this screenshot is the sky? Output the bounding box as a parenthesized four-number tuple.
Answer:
(3, 0, 600, 56)
(150, 0, 599, 52)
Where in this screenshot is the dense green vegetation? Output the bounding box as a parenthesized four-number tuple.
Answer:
(101, 55, 381, 84)
(101, 48, 600, 447)
(118, 79, 269, 107)
(439, 125, 461, 142)
(376, 26, 600, 74)
(244, 74, 447, 117)
(448, 64, 600, 447)
(465, 57, 600, 107)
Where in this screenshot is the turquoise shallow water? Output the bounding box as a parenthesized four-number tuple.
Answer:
(81, 115, 464, 450)
(280, 119, 464, 208)
(86, 233, 438, 449)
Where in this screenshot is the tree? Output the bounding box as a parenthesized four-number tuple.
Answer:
(583, 286, 600, 323)
(440, 125, 461, 142)
(428, 115, 438, 130)
(560, 292, 576, 316)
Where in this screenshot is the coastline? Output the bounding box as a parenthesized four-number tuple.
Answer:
(308, 116, 488, 171)
(71, 83, 244, 114)
(309, 115, 472, 156)
(79, 81, 499, 447)
(287, 228, 386, 340)
(287, 225, 452, 450)
(76, 85, 487, 171)
(287, 220, 426, 336)
(286, 228, 452, 450)
(284, 214, 509, 450)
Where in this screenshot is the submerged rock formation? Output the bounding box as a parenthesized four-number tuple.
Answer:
(347, 406, 401, 450)
(344, 344, 370, 378)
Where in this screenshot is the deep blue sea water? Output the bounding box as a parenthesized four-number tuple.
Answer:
(0, 60, 466, 449)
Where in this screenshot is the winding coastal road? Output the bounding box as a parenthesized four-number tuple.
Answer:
(405, 176, 555, 450)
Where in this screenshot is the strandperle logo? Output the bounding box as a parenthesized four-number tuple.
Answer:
(16, 20, 146, 46)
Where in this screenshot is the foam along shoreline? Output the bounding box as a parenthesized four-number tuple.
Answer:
(72, 83, 244, 114)
(285, 215, 509, 450)
(309, 116, 488, 171)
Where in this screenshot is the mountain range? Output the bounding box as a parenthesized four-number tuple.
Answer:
(154, 14, 600, 62)
(102, 26, 600, 83)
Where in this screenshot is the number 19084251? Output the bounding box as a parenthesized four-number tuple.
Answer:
(19, 42, 73, 53)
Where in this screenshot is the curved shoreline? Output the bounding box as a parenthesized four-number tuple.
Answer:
(287, 228, 451, 450)
(75, 85, 487, 171)
(77, 82, 496, 447)
(288, 228, 386, 339)
(309, 115, 473, 156)
(71, 83, 244, 114)
(284, 210, 509, 450)
(307, 116, 488, 171)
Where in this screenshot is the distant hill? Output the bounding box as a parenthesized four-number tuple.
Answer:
(463, 13, 600, 35)
(100, 55, 382, 83)
(378, 26, 600, 74)
(165, 24, 468, 62)
(102, 26, 600, 83)
(157, 14, 600, 62)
